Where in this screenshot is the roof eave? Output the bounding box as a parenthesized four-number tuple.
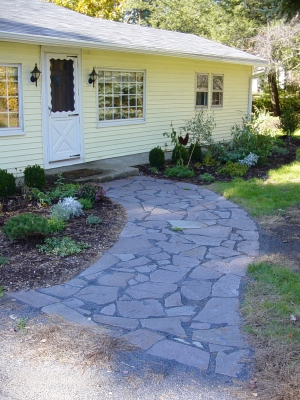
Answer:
(0, 31, 269, 67)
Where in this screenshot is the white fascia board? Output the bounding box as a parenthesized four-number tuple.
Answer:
(0, 31, 269, 67)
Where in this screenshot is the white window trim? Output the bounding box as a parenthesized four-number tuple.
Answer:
(195, 72, 209, 109)
(211, 74, 224, 108)
(0, 63, 24, 136)
(97, 68, 146, 127)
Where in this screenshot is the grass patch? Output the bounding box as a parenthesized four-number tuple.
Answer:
(0, 286, 4, 298)
(210, 162, 300, 217)
(242, 262, 300, 399)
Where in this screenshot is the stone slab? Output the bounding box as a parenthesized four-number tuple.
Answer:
(97, 272, 134, 287)
(212, 274, 241, 297)
(181, 280, 212, 301)
(215, 350, 250, 377)
(101, 304, 116, 315)
(194, 298, 241, 325)
(75, 286, 119, 305)
(166, 220, 207, 229)
(126, 282, 177, 299)
(189, 266, 223, 280)
(150, 269, 186, 283)
(165, 292, 182, 307)
(42, 303, 97, 326)
(141, 317, 187, 338)
(148, 340, 210, 370)
(192, 326, 245, 348)
(165, 306, 195, 316)
(39, 284, 81, 298)
(9, 290, 59, 308)
(93, 314, 139, 330)
(117, 299, 164, 318)
(122, 329, 164, 350)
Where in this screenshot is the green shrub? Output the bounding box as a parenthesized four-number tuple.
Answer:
(78, 198, 93, 210)
(280, 107, 300, 136)
(199, 173, 215, 182)
(296, 148, 300, 161)
(2, 213, 49, 241)
(218, 161, 248, 177)
(37, 236, 88, 257)
(86, 214, 102, 225)
(0, 169, 16, 198)
(165, 165, 194, 178)
(77, 182, 106, 203)
(172, 145, 189, 165)
(203, 151, 217, 166)
(24, 164, 46, 190)
(47, 217, 66, 233)
(189, 143, 202, 162)
(149, 147, 165, 168)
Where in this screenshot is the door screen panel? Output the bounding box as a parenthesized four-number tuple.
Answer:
(50, 59, 75, 113)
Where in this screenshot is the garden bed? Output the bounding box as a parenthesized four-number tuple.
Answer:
(0, 192, 127, 292)
(137, 135, 299, 184)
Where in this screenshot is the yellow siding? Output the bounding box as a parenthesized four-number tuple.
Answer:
(0, 42, 43, 174)
(82, 49, 251, 162)
(0, 41, 251, 173)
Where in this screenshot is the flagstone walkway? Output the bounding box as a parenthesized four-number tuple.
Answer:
(10, 176, 259, 379)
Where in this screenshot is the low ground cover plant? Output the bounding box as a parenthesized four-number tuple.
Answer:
(165, 165, 194, 178)
(198, 172, 215, 182)
(217, 161, 248, 177)
(37, 236, 88, 257)
(86, 214, 102, 225)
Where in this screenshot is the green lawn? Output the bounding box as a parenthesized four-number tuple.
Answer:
(211, 161, 300, 217)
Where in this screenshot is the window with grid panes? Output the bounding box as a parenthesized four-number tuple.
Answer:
(196, 74, 208, 107)
(0, 65, 21, 131)
(98, 70, 144, 122)
(212, 75, 223, 107)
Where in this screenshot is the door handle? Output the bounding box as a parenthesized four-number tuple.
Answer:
(68, 114, 79, 116)
(48, 106, 51, 116)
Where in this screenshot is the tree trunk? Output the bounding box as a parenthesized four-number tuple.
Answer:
(268, 69, 281, 117)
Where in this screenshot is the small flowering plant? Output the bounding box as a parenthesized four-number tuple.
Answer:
(77, 182, 106, 203)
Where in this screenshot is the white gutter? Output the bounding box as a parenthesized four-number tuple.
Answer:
(0, 31, 269, 67)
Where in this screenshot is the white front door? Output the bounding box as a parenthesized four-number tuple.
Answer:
(46, 54, 81, 163)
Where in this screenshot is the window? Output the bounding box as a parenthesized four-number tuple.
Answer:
(212, 75, 223, 107)
(196, 73, 208, 107)
(98, 70, 144, 123)
(0, 64, 22, 134)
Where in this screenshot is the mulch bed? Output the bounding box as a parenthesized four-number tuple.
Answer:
(0, 196, 127, 293)
(137, 136, 299, 184)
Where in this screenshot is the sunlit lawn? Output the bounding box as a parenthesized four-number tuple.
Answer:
(211, 161, 300, 217)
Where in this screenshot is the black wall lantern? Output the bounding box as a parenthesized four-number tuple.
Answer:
(30, 63, 41, 86)
(88, 67, 98, 87)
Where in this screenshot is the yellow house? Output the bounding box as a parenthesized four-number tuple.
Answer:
(0, 0, 268, 174)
